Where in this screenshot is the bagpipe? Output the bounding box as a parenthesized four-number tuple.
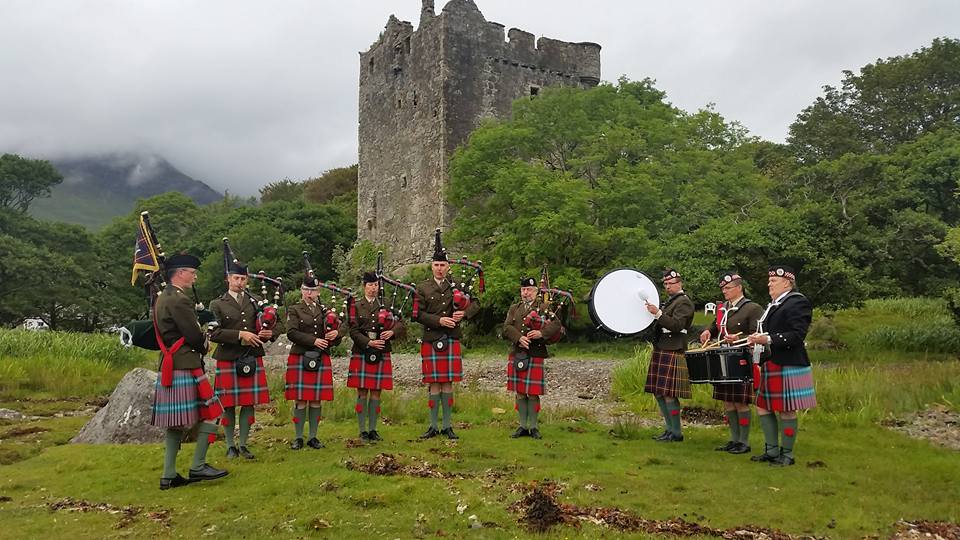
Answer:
(122, 211, 215, 350)
(436, 228, 485, 314)
(303, 251, 352, 339)
(223, 238, 284, 333)
(522, 265, 575, 344)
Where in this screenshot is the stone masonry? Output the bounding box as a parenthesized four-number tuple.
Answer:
(358, 0, 600, 264)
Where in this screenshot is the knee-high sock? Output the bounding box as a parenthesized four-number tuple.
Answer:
(655, 396, 669, 430)
(780, 417, 798, 459)
(440, 392, 454, 430)
(528, 396, 541, 430)
(758, 413, 779, 456)
(162, 429, 182, 479)
(308, 405, 322, 439)
(516, 396, 529, 429)
(222, 407, 236, 447)
(738, 410, 752, 445)
(428, 393, 440, 429)
(665, 399, 682, 435)
(724, 410, 740, 442)
(368, 399, 380, 432)
(191, 422, 218, 470)
(293, 405, 306, 439)
(238, 406, 254, 447)
(356, 397, 367, 433)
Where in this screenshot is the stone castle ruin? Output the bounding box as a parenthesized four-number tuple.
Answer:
(358, 0, 601, 263)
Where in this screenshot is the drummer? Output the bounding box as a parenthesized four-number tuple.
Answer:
(699, 271, 763, 454)
(644, 268, 695, 442)
(746, 265, 816, 466)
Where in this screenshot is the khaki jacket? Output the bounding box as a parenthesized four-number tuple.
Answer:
(209, 291, 279, 360)
(705, 297, 764, 340)
(348, 297, 407, 354)
(414, 278, 480, 342)
(286, 301, 344, 355)
(154, 285, 206, 370)
(652, 292, 695, 352)
(501, 298, 562, 358)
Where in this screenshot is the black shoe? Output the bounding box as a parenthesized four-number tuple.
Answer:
(652, 430, 671, 441)
(655, 432, 682, 443)
(306, 437, 324, 449)
(440, 427, 459, 440)
(511, 427, 529, 438)
(159, 473, 192, 490)
(420, 426, 439, 439)
(226, 446, 239, 458)
(359, 431, 370, 441)
(715, 441, 737, 451)
(751, 451, 778, 462)
(770, 453, 795, 467)
(290, 438, 304, 450)
(238, 446, 255, 459)
(528, 428, 542, 440)
(367, 430, 383, 442)
(667, 432, 684, 442)
(188, 464, 228, 482)
(728, 442, 752, 455)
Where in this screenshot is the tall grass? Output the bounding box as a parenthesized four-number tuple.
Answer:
(0, 330, 151, 398)
(817, 297, 960, 355)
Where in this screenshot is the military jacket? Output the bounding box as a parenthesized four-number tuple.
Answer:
(758, 292, 812, 366)
(705, 297, 764, 340)
(155, 285, 206, 370)
(414, 278, 480, 342)
(652, 292, 695, 352)
(209, 291, 278, 360)
(286, 301, 344, 355)
(501, 298, 562, 358)
(348, 297, 407, 354)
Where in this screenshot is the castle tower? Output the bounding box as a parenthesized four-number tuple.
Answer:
(358, 0, 601, 263)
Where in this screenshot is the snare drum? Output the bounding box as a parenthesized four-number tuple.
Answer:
(684, 346, 751, 383)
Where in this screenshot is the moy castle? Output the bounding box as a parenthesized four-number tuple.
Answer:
(358, 0, 601, 263)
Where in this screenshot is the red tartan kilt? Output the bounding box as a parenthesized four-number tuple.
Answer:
(284, 353, 334, 401)
(755, 360, 817, 412)
(215, 358, 270, 407)
(347, 351, 393, 390)
(506, 354, 546, 395)
(420, 339, 463, 383)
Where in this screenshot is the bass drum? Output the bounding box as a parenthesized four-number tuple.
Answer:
(588, 268, 659, 336)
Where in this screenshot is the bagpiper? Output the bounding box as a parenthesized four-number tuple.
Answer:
(502, 276, 563, 439)
(284, 274, 343, 449)
(150, 253, 228, 489)
(208, 244, 276, 459)
(347, 271, 405, 441)
(699, 271, 764, 454)
(414, 229, 480, 439)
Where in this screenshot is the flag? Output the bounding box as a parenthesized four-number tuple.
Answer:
(131, 214, 160, 285)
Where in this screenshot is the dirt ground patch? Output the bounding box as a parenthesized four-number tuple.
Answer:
(882, 405, 960, 451)
(47, 497, 172, 529)
(888, 519, 960, 539)
(344, 452, 468, 479)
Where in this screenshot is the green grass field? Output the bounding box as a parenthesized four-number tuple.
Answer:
(1, 300, 959, 539)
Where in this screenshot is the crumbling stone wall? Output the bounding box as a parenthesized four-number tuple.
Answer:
(358, 0, 601, 264)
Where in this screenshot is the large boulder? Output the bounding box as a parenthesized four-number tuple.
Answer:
(72, 367, 165, 444)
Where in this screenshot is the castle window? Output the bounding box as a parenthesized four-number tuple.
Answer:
(397, 98, 402, 109)
(529, 85, 540, 97)
(413, 91, 418, 106)
(401, 174, 408, 188)
(368, 57, 374, 74)
(405, 36, 411, 55)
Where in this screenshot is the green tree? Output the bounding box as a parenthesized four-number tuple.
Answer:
(303, 164, 357, 204)
(259, 178, 304, 203)
(0, 153, 63, 213)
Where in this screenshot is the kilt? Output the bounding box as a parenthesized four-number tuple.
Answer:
(643, 348, 692, 399)
(506, 353, 546, 395)
(151, 368, 223, 428)
(215, 358, 270, 407)
(420, 338, 463, 383)
(347, 351, 394, 390)
(755, 361, 817, 412)
(284, 353, 334, 401)
(712, 381, 753, 404)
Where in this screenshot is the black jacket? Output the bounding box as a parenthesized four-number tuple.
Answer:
(760, 292, 812, 366)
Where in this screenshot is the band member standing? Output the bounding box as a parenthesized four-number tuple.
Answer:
(644, 268, 695, 442)
(747, 265, 816, 466)
(150, 254, 228, 489)
(348, 272, 405, 441)
(502, 277, 562, 439)
(415, 232, 480, 439)
(209, 259, 275, 460)
(699, 271, 764, 454)
(284, 276, 343, 449)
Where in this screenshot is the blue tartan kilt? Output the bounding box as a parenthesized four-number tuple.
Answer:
(151, 368, 223, 428)
(643, 348, 692, 399)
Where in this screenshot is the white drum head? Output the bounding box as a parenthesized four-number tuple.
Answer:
(589, 268, 659, 335)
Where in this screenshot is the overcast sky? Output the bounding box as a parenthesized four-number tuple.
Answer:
(1, 1, 958, 196)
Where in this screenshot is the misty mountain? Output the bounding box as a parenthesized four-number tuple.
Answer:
(29, 152, 223, 229)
